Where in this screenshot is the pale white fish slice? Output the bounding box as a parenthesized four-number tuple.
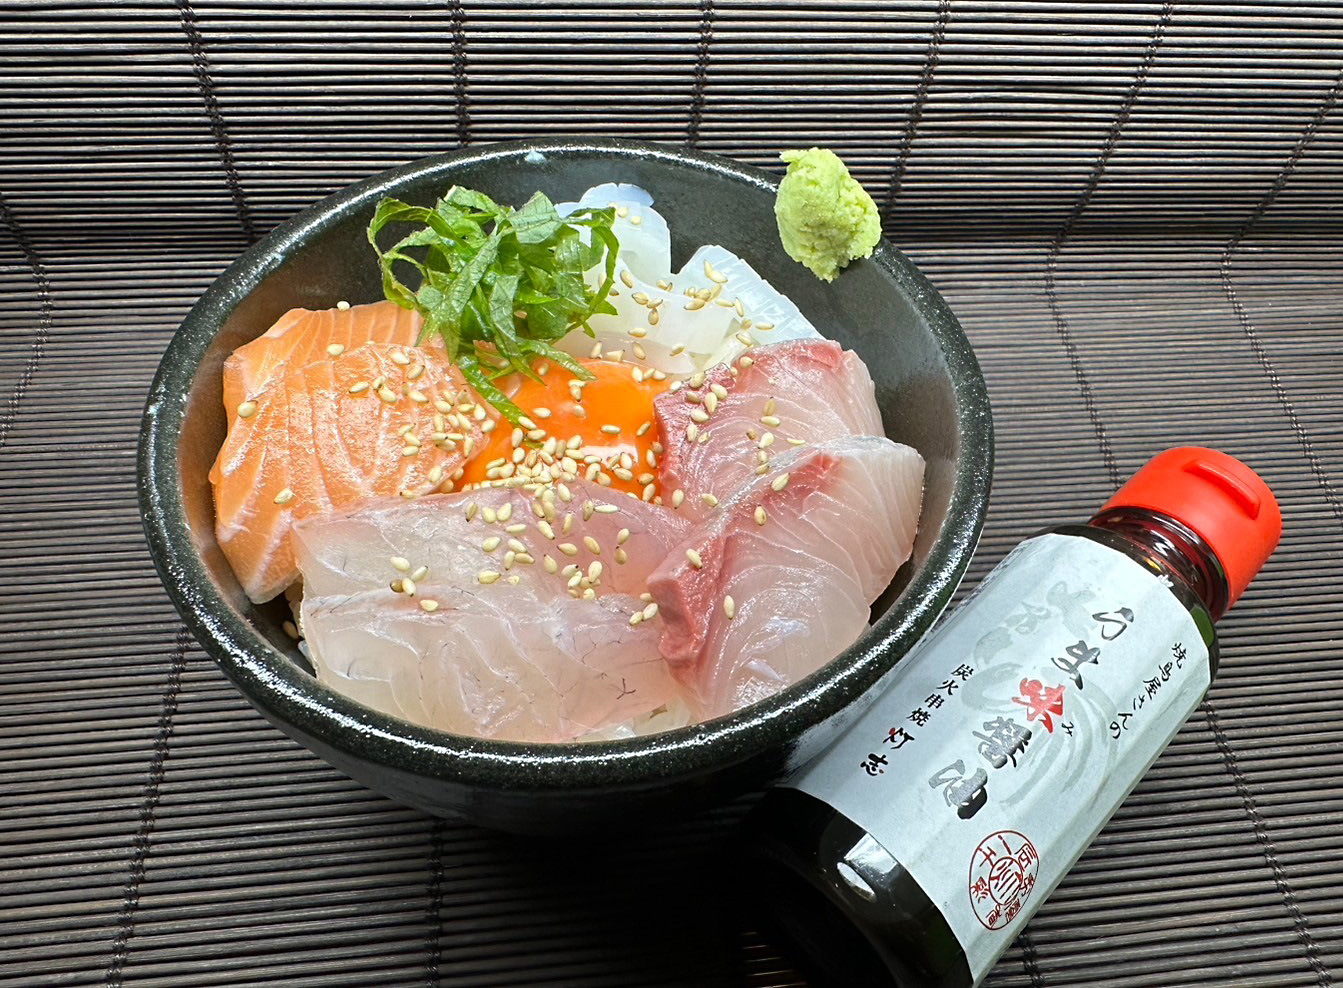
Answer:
(301, 584, 681, 743)
(648, 436, 924, 720)
(654, 339, 884, 520)
(292, 478, 690, 599)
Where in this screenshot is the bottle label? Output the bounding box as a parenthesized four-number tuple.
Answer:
(785, 533, 1210, 983)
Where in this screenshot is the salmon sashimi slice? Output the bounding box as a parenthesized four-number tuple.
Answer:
(221, 300, 422, 413)
(210, 341, 490, 603)
(648, 436, 924, 719)
(654, 339, 883, 520)
(299, 585, 680, 743)
(291, 483, 693, 741)
(293, 479, 690, 602)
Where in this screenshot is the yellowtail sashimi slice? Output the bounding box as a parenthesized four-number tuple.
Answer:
(654, 339, 884, 520)
(648, 436, 924, 720)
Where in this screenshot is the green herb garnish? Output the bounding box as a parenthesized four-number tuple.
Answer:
(367, 185, 619, 425)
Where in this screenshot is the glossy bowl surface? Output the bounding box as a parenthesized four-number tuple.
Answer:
(139, 139, 993, 832)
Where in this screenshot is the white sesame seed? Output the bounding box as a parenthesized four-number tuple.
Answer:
(620, 269, 635, 289)
(629, 326, 648, 338)
(391, 350, 411, 366)
(482, 536, 501, 552)
(237, 400, 258, 419)
(326, 343, 345, 357)
(755, 321, 775, 332)
(505, 523, 527, 534)
(761, 415, 782, 428)
(787, 437, 806, 446)
(408, 363, 425, 381)
(600, 424, 621, 436)
(759, 433, 775, 449)
(583, 535, 601, 554)
(497, 503, 513, 522)
(739, 356, 755, 368)
(629, 612, 644, 626)
(558, 542, 579, 556)
(754, 506, 767, 525)
(690, 408, 710, 424)
(615, 547, 628, 564)
(402, 578, 417, 596)
(723, 595, 736, 619)
(282, 620, 300, 639)
(273, 488, 294, 505)
(689, 371, 706, 388)
(649, 309, 660, 326)
(642, 602, 659, 620)
(336, 300, 351, 310)
(478, 570, 500, 585)
(701, 493, 719, 508)
(588, 560, 603, 581)
(633, 342, 647, 361)
(685, 298, 705, 311)
(703, 393, 718, 415)
(632, 291, 649, 305)
(409, 565, 429, 582)
(543, 555, 558, 574)
(672, 489, 685, 508)
(710, 383, 728, 400)
(390, 556, 411, 572)
(465, 502, 479, 522)
(420, 598, 440, 612)
(605, 349, 625, 362)
(772, 473, 791, 491)
(508, 538, 527, 554)
(735, 332, 755, 347)
(378, 386, 398, 404)
(686, 548, 703, 569)
(409, 390, 428, 403)
(348, 381, 369, 395)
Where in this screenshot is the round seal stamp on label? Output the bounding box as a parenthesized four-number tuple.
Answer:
(968, 830, 1040, 931)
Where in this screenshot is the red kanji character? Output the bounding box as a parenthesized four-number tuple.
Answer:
(971, 877, 991, 901)
(886, 727, 914, 749)
(1010, 678, 1066, 733)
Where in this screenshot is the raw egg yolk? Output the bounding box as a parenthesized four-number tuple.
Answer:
(459, 358, 670, 498)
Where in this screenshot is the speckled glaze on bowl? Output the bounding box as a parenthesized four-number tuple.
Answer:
(139, 139, 992, 833)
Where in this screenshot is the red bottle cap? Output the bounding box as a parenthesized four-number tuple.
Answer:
(1100, 447, 1281, 607)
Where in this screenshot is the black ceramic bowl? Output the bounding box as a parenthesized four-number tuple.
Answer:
(139, 139, 992, 833)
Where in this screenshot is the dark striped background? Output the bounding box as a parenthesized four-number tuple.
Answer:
(2, 2, 1341, 985)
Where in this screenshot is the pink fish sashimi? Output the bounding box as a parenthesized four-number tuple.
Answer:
(301, 584, 677, 743)
(293, 479, 690, 599)
(648, 436, 924, 720)
(653, 339, 883, 520)
(292, 480, 692, 741)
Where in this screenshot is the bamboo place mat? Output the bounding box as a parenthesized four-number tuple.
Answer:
(2, 2, 1341, 986)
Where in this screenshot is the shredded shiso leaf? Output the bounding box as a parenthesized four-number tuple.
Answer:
(368, 185, 619, 425)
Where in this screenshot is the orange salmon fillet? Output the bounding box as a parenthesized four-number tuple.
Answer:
(211, 335, 491, 603)
(221, 300, 422, 412)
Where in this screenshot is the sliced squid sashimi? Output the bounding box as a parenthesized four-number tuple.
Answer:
(557, 182, 672, 284)
(293, 478, 691, 601)
(210, 341, 487, 603)
(558, 232, 823, 379)
(300, 584, 681, 743)
(654, 339, 884, 521)
(648, 436, 924, 719)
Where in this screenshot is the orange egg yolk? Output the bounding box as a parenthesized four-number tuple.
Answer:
(459, 358, 670, 497)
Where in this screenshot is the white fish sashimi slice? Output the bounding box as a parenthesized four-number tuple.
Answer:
(557, 182, 672, 284)
(648, 436, 925, 720)
(292, 478, 690, 599)
(655, 339, 884, 520)
(301, 584, 681, 743)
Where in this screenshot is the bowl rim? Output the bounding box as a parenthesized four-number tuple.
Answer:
(139, 137, 993, 793)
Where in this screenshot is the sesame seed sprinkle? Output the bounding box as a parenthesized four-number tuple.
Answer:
(672, 489, 685, 508)
(391, 351, 411, 366)
(642, 602, 659, 620)
(701, 493, 719, 508)
(420, 599, 439, 612)
(723, 595, 736, 619)
(478, 570, 501, 585)
(543, 555, 558, 574)
(558, 542, 579, 557)
(237, 400, 258, 419)
(686, 548, 703, 569)
(348, 381, 369, 395)
(772, 473, 791, 491)
(327, 343, 345, 357)
(410, 565, 429, 582)
(336, 300, 351, 310)
(620, 269, 635, 289)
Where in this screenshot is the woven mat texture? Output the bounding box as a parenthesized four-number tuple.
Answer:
(2, 2, 1341, 986)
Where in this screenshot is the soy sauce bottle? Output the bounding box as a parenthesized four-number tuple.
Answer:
(747, 447, 1281, 987)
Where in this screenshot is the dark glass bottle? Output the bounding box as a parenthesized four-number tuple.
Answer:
(746, 448, 1280, 988)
